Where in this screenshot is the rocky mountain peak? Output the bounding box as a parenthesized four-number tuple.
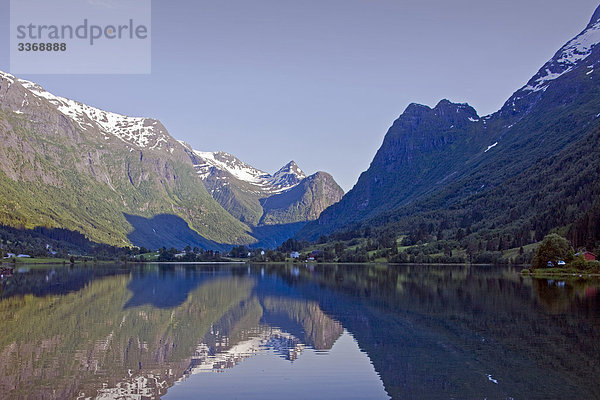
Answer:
(273, 161, 305, 179)
(390, 100, 480, 139)
(299, 4, 600, 243)
(403, 103, 431, 116)
(188, 150, 342, 236)
(190, 151, 307, 195)
(434, 99, 479, 121)
(267, 160, 306, 192)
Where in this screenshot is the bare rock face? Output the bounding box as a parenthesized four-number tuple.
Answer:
(260, 171, 344, 226)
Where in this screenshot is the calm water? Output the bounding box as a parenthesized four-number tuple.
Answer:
(1, 263, 599, 400)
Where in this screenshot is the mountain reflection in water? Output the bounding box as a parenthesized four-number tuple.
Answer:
(0, 263, 599, 399)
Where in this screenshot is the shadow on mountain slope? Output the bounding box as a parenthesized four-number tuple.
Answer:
(124, 213, 228, 251)
(250, 222, 307, 249)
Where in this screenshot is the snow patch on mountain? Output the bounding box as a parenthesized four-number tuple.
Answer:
(11, 74, 170, 150)
(268, 161, 306, 191)
(523, 20, 600, 92)
(485, 142, 498, 153)
(0, 71, 14, 85)
(193, 150, 271, 184)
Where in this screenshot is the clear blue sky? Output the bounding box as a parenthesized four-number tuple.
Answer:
(1, 0, 598, 191)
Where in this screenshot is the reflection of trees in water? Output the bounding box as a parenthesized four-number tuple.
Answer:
(532, 277, 600, 314)
(0, 266, 128, 299)
(264, 264, 600, 400)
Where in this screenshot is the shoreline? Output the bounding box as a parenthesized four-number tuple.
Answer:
(3, 260, 598, 279)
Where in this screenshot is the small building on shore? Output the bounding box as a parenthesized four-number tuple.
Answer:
(575, 251, 597, 261)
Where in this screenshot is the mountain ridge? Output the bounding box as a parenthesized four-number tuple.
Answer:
(183, 144, 344, 231)
(298, 4, 600, 250)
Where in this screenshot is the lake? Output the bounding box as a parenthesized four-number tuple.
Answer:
(0, 263, 599, 399)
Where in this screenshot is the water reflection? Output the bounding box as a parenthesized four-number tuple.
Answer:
(0, 264, 599, 399)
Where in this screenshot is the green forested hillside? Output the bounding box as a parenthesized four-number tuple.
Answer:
(351, 126, 600, 259)
(297, 7, 600, 258)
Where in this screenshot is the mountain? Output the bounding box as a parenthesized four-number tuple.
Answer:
(0, 71, 343, 250)
(0, 71, 254, 249)
(298, 4, 600, 251)
(190, 150, 306, 196)
(298, 99, 491, 237)
(260, 171, 343, 225)
(183, 146, 344, 238)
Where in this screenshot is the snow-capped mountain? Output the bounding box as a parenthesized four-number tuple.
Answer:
(269, 161, 306, 192)
(188, 149, 305, 195)
(503, 7, 600, 115)
(0, 71, 174, 152)
(0, 70, 255, 248)
(180, 145, 343, 230)
(524, 8, 600, 93)
(192, 150, 270, 184)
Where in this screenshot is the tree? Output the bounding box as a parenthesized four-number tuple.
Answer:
(531, 233, 571, 269)
(229, 245, 248, 258)
(334, 242, 345, 257)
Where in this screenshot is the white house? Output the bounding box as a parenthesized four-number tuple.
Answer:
(290, 252, 300, 259)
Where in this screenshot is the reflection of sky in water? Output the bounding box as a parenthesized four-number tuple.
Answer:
(164, 330, 389, 400)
